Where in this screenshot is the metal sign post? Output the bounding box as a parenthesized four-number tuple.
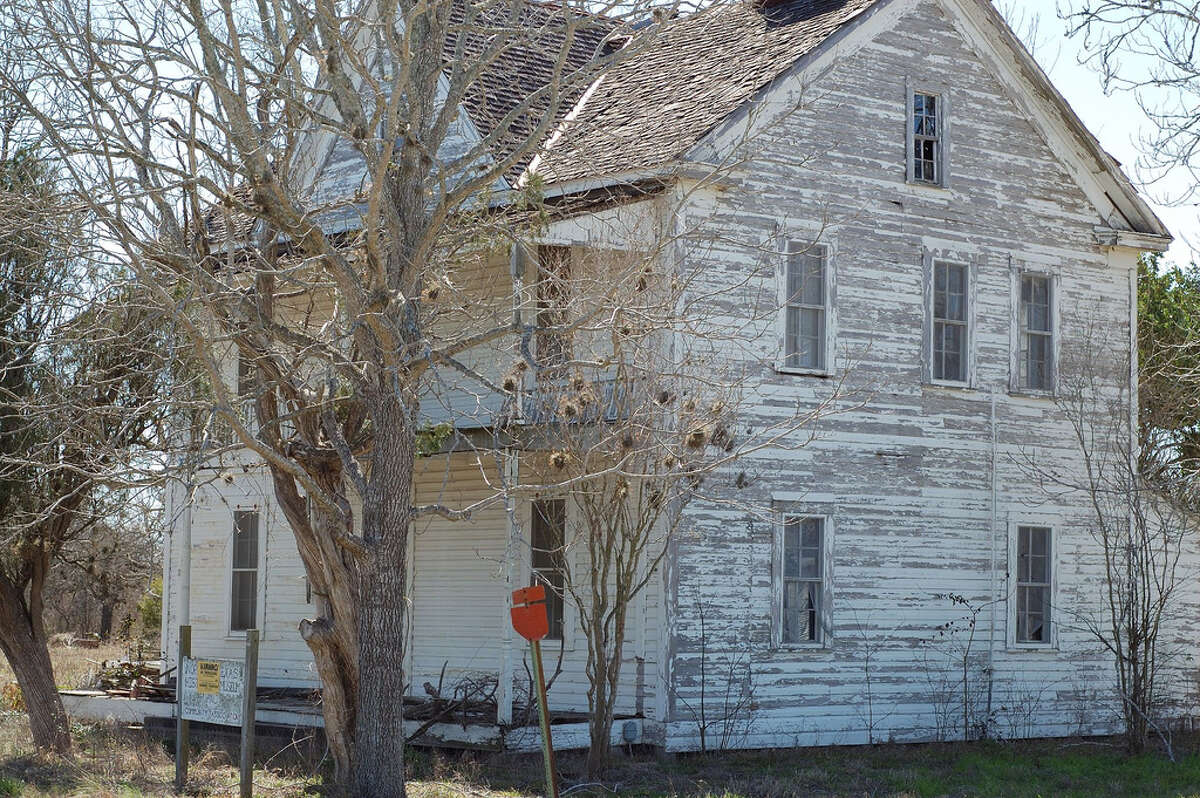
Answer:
(511, 585, 559, 798)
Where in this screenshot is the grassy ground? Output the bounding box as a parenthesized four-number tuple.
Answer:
(2, 647, 1200, 796)
(0, 714, 1198, 797)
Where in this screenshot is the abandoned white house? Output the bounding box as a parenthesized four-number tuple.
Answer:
(159, 0, 1200, 751)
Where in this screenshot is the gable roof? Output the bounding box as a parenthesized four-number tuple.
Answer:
(525, 0, 882, 185)
(527, 0, 1170, 243)
(446, 0, 619, 180)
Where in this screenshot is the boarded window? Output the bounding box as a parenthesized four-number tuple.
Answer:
(1020, 274, 1053, 391)
(531, 499, 567, 641)
(1016, 526, 1052, 644)
(933, 261, 968, 382)
(231, 510, 259, 632)
(784, 243, 827, 371)
(782, 517, 824, 644)
(912, 92, 941, 184)
(535, 245, 572, 368)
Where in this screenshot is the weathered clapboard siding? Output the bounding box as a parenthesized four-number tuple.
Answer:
(163, 449, 664, 716)
(657, 0, 1193, 751)
(162, 467, 321, 687)
(408, 451, 662, 718)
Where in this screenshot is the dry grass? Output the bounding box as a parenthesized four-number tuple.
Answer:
(0, 714, 323, 797)
(0, 642, 127, 694)
(0, 716, 1198, 797)
(1, 650, 1199, 796)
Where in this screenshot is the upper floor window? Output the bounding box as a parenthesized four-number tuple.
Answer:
(535, 245, 572, 369)
(531, 499, 567, 641)
(231, 510, 259, 632)
(1015, 525, 1052, 645)
(1019, 274, 1054, 391)
(932, 261, 969, 383)
(782, 242, 829, 373)
(908, 88, 946, 187)
(782, 516, 826, 645)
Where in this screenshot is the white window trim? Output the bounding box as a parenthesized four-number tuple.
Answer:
(906, 78, 951, 189)
(1007, 521, 1058, 651)
(225, 505, 265, 639)
(1008, 263, 1061, 397)
(771, 510, 834, 651)
(524, 497, 577, 652)
(775, 238, 837, 377)
(923, 251, 978, 388)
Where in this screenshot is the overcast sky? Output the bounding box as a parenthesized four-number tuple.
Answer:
(997, 1, 1197, 264)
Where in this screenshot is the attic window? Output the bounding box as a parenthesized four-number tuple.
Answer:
(907, 88, 947, 187)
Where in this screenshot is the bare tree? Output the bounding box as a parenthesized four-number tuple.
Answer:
(504, 230, 843, 774)
(0, 145, 168, 755)
(0, 0, 707, 791)
(1029, 307, 1198, 753)
(1062, 1, 1200, 218)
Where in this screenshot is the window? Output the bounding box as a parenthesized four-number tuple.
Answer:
(1019, 274, 1053, 391)
(535, 245, 572, 368)
(783, 243, 828, 371)
(932, 261, 968, 383)
(231, 510, 259, 632)
(912, 91, 942, 184)
(782, 517, 825, 644)
(531, 499, 567, 641)
(1015, 526, 1052, 644)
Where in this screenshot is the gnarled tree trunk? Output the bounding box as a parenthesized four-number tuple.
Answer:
(0, 575, 71, 755)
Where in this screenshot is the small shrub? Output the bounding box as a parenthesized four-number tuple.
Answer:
(0, 683, 23, 713)
(0, 776, 20, 796)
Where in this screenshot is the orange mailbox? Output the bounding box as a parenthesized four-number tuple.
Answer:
(511, 584, 549, 642)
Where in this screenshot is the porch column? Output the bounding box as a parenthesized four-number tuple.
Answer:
(497, 450, 519, 725)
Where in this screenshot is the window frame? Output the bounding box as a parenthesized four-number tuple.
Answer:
(529, 498, 572, 647)
(227, 507, 263, 637)
(1008, 522, 1057, 650)
(924, 254, 976, 387)
(906, 81, 950, 188)
(776, 239, 836, 377)
(772, 511, 833, 650)
(1009, 267, 1059, 396)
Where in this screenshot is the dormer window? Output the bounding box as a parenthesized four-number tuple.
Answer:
(907, 86, 947, 187)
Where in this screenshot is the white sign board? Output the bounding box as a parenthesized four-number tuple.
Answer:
(180, 656, 245, 726)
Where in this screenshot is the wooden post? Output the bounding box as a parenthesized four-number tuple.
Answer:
(175, 625, 191, 793)
(240, 629, 259, 798)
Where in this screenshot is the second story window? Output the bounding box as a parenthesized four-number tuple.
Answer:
(531, 499, 567, 641)
(535, 245, 572, 369)
(783, 242, 829, 372)
(1019, 274, 1054, 391)
(932, 261, 968, 383)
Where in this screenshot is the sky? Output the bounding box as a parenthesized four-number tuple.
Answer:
(996, 1, 1198, 264)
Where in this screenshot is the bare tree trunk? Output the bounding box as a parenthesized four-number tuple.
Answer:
(267, 462, 360, 784)
(0, 578, 71, 755)
(99, 601, 114, 640)
(585, 604, 627, 777)
(354, 403, 414, 798)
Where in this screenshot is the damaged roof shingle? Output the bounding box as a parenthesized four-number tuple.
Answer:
(526, 0, 881, 184)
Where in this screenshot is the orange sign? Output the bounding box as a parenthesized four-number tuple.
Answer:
(511, 584, 549, 642)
